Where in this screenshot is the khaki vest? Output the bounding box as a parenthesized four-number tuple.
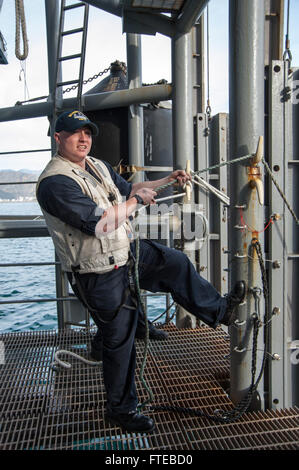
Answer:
(36, 154, 132, 274)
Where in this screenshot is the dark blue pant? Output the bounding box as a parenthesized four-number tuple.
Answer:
(74, 240, 227, 414)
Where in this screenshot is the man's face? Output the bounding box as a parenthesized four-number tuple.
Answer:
(54, 126, 92, 165)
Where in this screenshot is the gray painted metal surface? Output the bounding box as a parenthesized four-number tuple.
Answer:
(194, 113, 228, 294)
(83, 0, 210, 37)
(268, 60, 291, 409)
(272, 63, 299, 407)
(210, 113, 229, 295)
(176, 0, 210, 34)
(81, 0, 123, 17)
(228, 0, 266, 407)
(268, 63, 299, 408)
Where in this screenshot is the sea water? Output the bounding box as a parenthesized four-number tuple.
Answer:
(0, 201, 170, 333)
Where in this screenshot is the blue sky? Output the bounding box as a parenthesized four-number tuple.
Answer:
(0, 0, 298, 171)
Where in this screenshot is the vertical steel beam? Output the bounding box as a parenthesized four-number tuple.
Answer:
(264, 0, 285, 66)
(210, 113, 229, 295)
(45, 0, 62, 106)
(172, 31, 194, 172)
(267, 60, 292, 408)
(172, 30, 196, 328)
(229, 0, 266, 407)
(195, 113, 210, 285)
(126, 33, 144, 183)
(290, 68, 299, 407)
(45, 0, 62, 152)
(192, 17, 205, 116)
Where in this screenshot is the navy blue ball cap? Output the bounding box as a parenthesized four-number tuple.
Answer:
(55, 110, 99, 136)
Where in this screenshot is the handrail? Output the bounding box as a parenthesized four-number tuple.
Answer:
(0, 262, 59, 267)
(0, 149, 51, 155)
(0, 181, 38, 185)
(0, 296, 76, 305)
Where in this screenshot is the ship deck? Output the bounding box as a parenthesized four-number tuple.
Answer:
(0, 324, 298, 451)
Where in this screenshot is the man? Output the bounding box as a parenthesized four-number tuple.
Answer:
(37, 110, 246, 434)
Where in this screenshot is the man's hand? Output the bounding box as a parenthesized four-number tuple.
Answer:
(135, 188, 157, 205)
(168, 169, 191, 186)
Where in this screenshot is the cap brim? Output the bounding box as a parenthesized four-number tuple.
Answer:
(77, 121, 99, 136)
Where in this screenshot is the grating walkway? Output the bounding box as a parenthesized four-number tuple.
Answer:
(0, 324, 298, 450)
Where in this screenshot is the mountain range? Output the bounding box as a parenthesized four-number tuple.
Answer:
(0, 170, 41, 200)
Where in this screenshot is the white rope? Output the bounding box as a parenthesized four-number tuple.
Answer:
(15, 0, 28, 60)
(192, 175, 230, 205)
(135, 192, 186, 214)
(51, 349, 101, 370)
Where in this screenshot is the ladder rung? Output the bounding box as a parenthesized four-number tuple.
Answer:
(59, 53, 82, 62)
(57, 79, 79, 87)
(62, 27, 84, 36)
(63, 3, 85, 11)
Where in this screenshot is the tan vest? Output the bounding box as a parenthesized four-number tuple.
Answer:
(36, 154, 132, 274)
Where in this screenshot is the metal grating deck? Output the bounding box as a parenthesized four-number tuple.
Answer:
(0, 324, 298, 450)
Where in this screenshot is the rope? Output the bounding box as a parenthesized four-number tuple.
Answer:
(262, 157, 299, 225)
(283, 0, 292, 65)
(134, 219, 155, 407)
(190, 153, 299, 225)
(50, 349, 101, 370)
(15, 0, 28, 61)
(205, 4, 211, 118)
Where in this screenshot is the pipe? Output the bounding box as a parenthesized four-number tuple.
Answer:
(172, 32, 194, 171)
(126, 33, 144, 183)
(0, 84, 172, 122)
(172, 30, 196, 329)
(229, 0, 265, 408)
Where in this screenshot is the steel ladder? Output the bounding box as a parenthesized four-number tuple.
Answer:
(54, 0, 89, 113)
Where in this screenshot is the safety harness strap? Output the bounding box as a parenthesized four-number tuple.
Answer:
(70, 255, 137, 324)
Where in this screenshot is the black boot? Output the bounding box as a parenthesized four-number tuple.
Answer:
(135, 321, 168, 340)
(90, 339, 103, 361)
(106, 410, 155, 433)
(221, 280, 246, 326)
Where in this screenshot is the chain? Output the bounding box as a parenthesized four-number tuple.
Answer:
(63, 66, 111, 94)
